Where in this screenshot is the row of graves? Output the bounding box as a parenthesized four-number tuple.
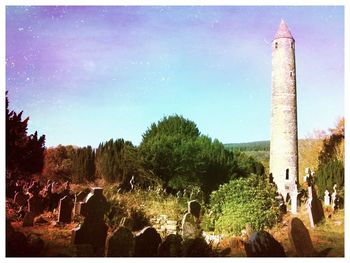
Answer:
(6, 168, 341, 257)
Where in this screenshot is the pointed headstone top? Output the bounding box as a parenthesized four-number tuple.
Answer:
(274, 19, 294, 40)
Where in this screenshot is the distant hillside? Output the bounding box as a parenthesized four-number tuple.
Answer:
(225, 139, 323, 183)
(224, 141, 270, 151)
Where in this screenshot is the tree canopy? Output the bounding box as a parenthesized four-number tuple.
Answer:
(139, 115, 265, 196)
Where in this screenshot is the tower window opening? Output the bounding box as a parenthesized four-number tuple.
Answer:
(286, 169, 289, 180)
(291, 42, 294, 49)
(275, 42, 278, 49)
(290, 71, 293, 77)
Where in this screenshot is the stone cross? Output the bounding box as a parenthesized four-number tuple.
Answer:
(71, 187, 108, 256)
(58, 195, 74, 224)
(324, 190, 330, 206)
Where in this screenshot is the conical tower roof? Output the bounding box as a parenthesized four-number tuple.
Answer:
(274, 19, 294, 40)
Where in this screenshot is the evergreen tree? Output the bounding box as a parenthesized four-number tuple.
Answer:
(71, 146, 95, 183)
(6, 92, 45, 179)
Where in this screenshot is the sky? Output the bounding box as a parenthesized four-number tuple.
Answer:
(5, 6, 344, 148)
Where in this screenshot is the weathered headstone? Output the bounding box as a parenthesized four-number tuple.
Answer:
(58, 195, 74, 224)
(176, 190, 182, 199)
(244, 231, 286, 257)
(23, 212, 35, 227)
(181, 200, 202, 240)
(157, 234, 182, 256)
(306, 185, 325, 228)
(324, 190, 331, 206)
(73, 190, 89, 216)
(288, 217, 316, 256)
(331, 184, 339, 211)
(105, 226, 135, 257)
(28, 194, 43, 216)
(71, 187, 108, 256)
(134, 226, 162, 257)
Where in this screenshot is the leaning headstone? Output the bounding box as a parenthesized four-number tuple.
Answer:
(244, 231, 286, 257)
(14, 191, 29, 207)
(157, 234, 182, 256)
(288, 217, 316, 256)
(105, 226, 135, 257)
(28, 194, 43, 216)
(58, 195, 74, 224)
(134, 226, 162, 257)
(23, 212, 35, 227)
(324, 190, 331, 206)
(71, 187, 108, 256)
(306, 185, 325, 227)
(181, 200, 202, 240)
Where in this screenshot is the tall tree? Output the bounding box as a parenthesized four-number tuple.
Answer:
(6, 92, 45, 179)
(71, 146, 96, 183)
(139, 115, 265, 196)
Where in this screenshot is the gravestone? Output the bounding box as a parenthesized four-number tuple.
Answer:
(306, 185, 325, 228)
(105, 226, 135, 257)
(331, 184, 339, 211)
(73, 190, 89, 216)
(324, 190, 331, 206)
(14, 191, 29, 207)
(288, 217, 316, 256)
(134, 226, 162, 257)
(129, 175, 135, 191)
(181, 200, 202, 240)
(28, 194, 43, 216)
(157, 234, 182, 256)
(176, 190, 182, 199)
(23, 212, 35, 227)
(58, 195, 74, 224)
(244, 231, 286, 257)
(71, 187, 108, 256)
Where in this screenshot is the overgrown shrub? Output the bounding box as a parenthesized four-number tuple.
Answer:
(208, 174, 280, 235)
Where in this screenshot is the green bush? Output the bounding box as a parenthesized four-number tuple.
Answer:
(208, 174, 280, 235)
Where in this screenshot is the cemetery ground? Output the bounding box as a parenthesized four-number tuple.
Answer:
(6, 183, 344, 257)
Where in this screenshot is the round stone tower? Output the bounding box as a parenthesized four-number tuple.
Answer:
(270, 20, 299, 207)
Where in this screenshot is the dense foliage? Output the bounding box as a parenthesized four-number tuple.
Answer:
(316, 160, 344, 197)
(42, 145, 75, 181)
(71, 146, 96, 183)
(316, 118, 344, 198)
(139, 115, 264, 196)
(207, 174, 280, 235)
(6, 93, 45, 179)
(95, 139, 139, 184)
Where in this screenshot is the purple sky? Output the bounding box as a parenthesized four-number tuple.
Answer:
(6, 6, 344, 148)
